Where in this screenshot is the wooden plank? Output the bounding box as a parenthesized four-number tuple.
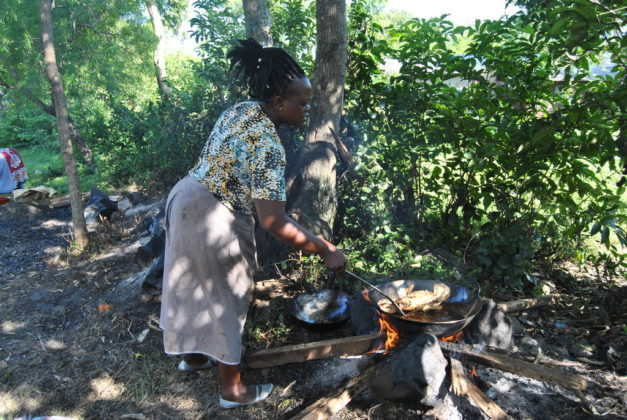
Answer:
(49, 192, 90, 208)
(290, 362, 378, 420)
(450, 357, 510, 420)
(244, 333, 379, 369)
(497, 296, 556, 313)
(440, 341, 587, 391)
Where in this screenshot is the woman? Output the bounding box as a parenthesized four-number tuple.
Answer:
(160, 38, 347, 409)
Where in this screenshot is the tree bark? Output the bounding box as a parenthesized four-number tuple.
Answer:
(241, 0, 295, 267)
(40, 0, 89, 250)
(242, 0, 272, 47)
(288, 0, 347, 239)
(145, 0, 170, 101)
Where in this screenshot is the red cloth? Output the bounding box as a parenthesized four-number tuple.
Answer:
(0, 148, 28, 184)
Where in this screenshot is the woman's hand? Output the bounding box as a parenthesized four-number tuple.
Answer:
(321, 247, 347, 272)
(254, 199, 348, 271)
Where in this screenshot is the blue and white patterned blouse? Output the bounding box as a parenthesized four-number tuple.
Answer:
(189, 101, 286, 215)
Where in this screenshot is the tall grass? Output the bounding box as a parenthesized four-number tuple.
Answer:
(16, 140, 107, 196)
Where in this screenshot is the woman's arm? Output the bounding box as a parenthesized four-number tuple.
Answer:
(254, 199, 347, 271)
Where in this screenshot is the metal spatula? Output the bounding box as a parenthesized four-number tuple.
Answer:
(345, 270, 406, 316)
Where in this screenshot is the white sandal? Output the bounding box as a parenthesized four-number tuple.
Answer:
(219, 384, 274, 409)
(177, 358, 216, 371)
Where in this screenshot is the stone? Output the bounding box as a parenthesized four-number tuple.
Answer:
(370, 333, 447, 406)
(519, 336, 543, 356)
(568, 340, 595, 359)
(463, 299, 513, 350)
(349, 293, 380, 335)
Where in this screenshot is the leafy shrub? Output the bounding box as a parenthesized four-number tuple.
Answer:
(0, 105, 56, 148)
(342, 8, 626, 292)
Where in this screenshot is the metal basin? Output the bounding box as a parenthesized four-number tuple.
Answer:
(287, 289, 350, 330)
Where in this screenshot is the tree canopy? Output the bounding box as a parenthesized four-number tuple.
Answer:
(0, 0, 624, 292)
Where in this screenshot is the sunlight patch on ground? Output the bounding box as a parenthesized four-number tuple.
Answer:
(163, 396, 201, 411)
(2, 320, 26, 333)
(0, 384, 43, 416)
(87, 374, 125, 401)
(0, 392, 20, 416)
(41, 219, 71, 229)
(44, 339, 66, 350)
(43, 245, 64, 254)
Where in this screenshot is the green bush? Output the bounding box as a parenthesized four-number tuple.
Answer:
(0, 105, 56, 148)
(342, 8, 626, 292)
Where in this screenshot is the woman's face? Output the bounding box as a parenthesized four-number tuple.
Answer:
(276, 77, 313, 127)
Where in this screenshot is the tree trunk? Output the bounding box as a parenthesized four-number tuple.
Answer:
(242, 0, 272, 47)
(288, 0, 347, 239)
(145, 0, 170, 101)
(241, 0, 296, 267)
(4, 66, 93, 164)
(40, 0, 89, 250)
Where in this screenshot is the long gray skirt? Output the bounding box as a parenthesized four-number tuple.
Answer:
(159, 176, 256, 365)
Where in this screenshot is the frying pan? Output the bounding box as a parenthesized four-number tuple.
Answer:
(362, 279, 483, 337)
(287, 289, 350, 330)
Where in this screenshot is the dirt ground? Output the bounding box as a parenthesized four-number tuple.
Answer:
(0, 201, 625, 420)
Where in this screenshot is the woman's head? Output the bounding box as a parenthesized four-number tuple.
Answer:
(227, 38, 312, 127)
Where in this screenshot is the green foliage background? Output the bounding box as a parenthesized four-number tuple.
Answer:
(0, 0, 624, 293)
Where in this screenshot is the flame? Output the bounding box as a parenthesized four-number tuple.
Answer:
(364, 290, 401, 354)
(377, 312, 400, 353)
(468, 365, 478, 377)
(439, 330, 463, 342)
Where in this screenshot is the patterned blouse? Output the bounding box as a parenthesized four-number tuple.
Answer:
(189, 101, 286, 215)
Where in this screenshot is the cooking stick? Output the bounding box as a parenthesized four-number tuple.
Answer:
(344, 270, 406, 316)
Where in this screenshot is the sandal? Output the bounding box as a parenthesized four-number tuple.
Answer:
(178, 358, 216, 371)
(219, 384, 274, 409)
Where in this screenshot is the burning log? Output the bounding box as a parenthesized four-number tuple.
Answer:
(497, 296, 556, 313)
(450, 356, 510, 420)
(244, 333, 379, 369)
(439, 341, 587, 392)
(290, 361, 378, 420)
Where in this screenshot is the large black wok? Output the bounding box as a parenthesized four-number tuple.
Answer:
(362, 279, 482, 337)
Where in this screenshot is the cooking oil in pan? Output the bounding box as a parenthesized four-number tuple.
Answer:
(400, 302, 469, 323)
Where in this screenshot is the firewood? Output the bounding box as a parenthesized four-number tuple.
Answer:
(497, 296, 556, 313)
(49, 192, 90, 208)
(290, 362, 378, 420)
(449, 357, 510, 420)
(440, 341, 587, 391)
(449, 356, 468, 396)
(244, 333, 379, 369)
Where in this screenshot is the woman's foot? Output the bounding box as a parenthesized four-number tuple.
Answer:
(218, 362, 273, 408)
(219, 384, 274, 408)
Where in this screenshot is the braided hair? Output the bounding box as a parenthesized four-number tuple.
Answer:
(227, 38, 306, 103)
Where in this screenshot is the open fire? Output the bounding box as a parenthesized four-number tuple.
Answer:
(440, 330, 464, 342)
(365, 288, 468, 353)
(372, 312, 399, 353)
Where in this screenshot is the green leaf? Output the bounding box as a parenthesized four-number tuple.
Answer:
(601, 226, 610, 246)
(549, 17, 571, 36)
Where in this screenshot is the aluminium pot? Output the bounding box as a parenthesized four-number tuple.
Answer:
(287, 289, 350, 330)
(361, 279, 482, 337)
